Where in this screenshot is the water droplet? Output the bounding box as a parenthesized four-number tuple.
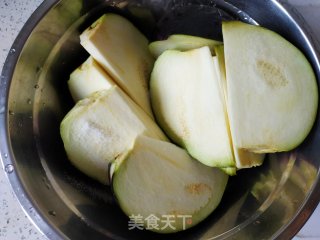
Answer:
(34, 84, 39, 89)
(8, 110, 14, 115)
(48, 210, 56, 216)
(254, 220, 261, 225)
(0, 106, 5, 114)
(27, 99, 32, 105)
(5, 164, 14, 173)
(9, 48, 16, 54)
(4, 153, 8, 158)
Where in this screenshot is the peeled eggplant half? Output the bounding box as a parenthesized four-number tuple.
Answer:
(223, 21, 318, 154)
(60, 87, 167, 185)
(150, 46, 234, 168)
(112, 136, 228, 233)
(68, 56, 115, 102)
(213, 45, 265, 169)
(80, 14, 155, 117)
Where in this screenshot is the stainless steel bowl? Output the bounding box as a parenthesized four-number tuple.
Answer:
(1, 0, 320, 239)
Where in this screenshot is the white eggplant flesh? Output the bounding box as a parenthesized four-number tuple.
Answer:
(68, 56, 115, 102)
(112, 136, 228, 233)
(60, 87, 167, 185)
(223, 21, 318, 153)
(150, 46, 235, 168)
(80, 14, 155, 118)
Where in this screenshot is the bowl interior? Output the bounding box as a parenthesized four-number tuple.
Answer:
(2, 0, 320, 239)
